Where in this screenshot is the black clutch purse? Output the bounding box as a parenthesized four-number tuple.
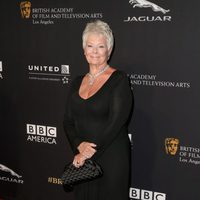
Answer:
(61, 159, 103, 192)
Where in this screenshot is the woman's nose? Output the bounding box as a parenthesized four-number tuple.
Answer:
(92, 47, 98, 53)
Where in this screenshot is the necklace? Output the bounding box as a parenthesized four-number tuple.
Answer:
(87, 65, 109, 85)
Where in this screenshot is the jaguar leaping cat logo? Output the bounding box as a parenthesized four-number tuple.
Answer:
(129, 0, 170, 14)
(0, 164, 22, 178)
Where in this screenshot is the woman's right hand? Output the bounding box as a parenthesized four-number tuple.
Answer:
(77, 142, 97, 159)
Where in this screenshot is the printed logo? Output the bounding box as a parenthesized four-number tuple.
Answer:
(0, 164, 22, 178)
(124, 0, 172, 22)
(0, 61, 2, 72)
(128, 133, 132, 142)
(165, 138, 179, 155)
(20, 1, 31, 19)
(0, 164, 24, 184)
(27, 64, 70, 84)
(48, 177, 62, 185)
(61, 65, 70, 74)
(165, 138, 200, 165)
(130, 188, 166, 200)
(0, 61, 3, 79)
(20, 1, 103, 25)
(26, 124, 57, 145)
(129, 0, 170, 14)
(128, 73, 191, 89)
(128, 133, 133, 148)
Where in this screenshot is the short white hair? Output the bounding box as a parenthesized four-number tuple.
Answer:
(82, 20, 114, 51)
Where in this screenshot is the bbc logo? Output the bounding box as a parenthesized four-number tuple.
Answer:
(27, 124, 57, 137)
(130, 188, 166, 200)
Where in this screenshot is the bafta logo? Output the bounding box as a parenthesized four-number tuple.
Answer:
(20, 1, 31, 19)
(165, 138, 179, 155)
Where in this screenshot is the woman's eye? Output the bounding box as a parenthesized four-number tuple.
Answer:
(87, 45, 92, 48)
(99, 45, 105, 48)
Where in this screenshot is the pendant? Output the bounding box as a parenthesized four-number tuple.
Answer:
(89, 77, 95, 85)
(87, 65, 110, 86)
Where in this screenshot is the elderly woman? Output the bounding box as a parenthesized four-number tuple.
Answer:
(63, 20, 133, 200)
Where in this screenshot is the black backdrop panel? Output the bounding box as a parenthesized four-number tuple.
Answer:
(0, 0, 200, 200)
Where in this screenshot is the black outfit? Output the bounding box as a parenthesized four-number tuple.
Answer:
(63, 70, 133, 200)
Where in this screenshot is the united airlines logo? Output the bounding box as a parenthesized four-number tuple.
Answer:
(27, 64, 70, 84)
(129, 0, 170, 14)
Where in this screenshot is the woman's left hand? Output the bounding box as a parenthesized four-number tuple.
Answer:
(77, 142, 97, 159)
(73, 153, 87, 168)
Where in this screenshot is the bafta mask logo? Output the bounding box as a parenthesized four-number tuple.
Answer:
(165, 138, 179, 155)
(20, 1, 31, 19)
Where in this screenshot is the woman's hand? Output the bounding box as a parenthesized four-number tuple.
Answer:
(77, 142, 97, 159)
(73, 153, 87, 168)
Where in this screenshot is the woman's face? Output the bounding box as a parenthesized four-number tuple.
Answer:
(84, 33, 111, 67)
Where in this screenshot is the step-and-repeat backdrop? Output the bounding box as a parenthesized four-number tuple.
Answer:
(0, 0, 200, 200)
